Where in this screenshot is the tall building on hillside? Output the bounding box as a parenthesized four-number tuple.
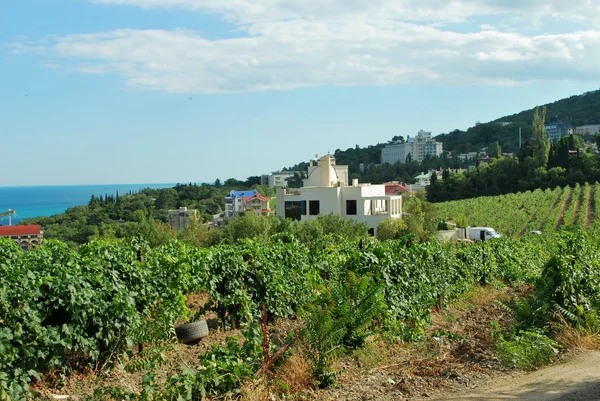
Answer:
(544, 122, 573, 142)
(381, 130, 443, 164)
(276, 155, 402, 235)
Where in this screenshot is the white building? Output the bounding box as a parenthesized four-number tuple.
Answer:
(414, 169, 467, 187)
(263, 171, 301, 188)
(168, 207, 198, 230)
(575, 125, 600, 136)
(457, 152, 479, 162)
(276, 155, 402, 235)
(381, 130, 443, 164)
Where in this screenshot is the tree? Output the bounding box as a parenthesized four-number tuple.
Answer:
(491, 141, 502, 158)
(245, 176, 262, 186)
(405, 153, 413, 163)
(286, 172, 306, 188)
(532, 106, 549, 169)
(376, 218, 407, 241)
(155, 188, 179, 210)
(214, 178, 222, 187)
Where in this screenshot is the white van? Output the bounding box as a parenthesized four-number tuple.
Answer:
(468, 227, 502, 242)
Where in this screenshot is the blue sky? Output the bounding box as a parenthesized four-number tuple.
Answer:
(2, 0, 600, 186)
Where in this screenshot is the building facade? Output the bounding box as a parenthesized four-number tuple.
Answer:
(270, 171, 301, 188)
(0, 225, 43, 250)
(545, 122, 573, 142)
(276, 155, 402, 235)
(575, 125, 600, 136)
(168, 207, 198, 230)
(225, 189, 271, 217)
(381, 130, 443, 164)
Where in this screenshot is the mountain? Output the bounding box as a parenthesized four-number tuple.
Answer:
(437, 89, 600, 155)
(492, 89, 600, 127)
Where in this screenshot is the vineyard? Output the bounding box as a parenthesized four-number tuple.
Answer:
(2, 226, 600, 400)
(435, 183, 600, 237)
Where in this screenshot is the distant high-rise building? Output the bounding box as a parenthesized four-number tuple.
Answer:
(381, 130, 442, 164)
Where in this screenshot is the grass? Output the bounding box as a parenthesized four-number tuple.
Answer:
(494, 330, 559, 370)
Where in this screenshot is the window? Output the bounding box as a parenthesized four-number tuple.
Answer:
(301, 200, 307, 215)
(284, 201, 302, 221)
(309, 200, 320, 215)
(346, 200, 357, 215)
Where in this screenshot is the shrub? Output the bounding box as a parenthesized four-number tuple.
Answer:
(495, 330, 559, 370)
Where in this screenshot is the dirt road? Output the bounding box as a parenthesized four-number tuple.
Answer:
(429, 351, 600, 401)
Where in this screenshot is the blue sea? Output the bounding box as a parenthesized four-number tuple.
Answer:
(0, 184, 175, 225)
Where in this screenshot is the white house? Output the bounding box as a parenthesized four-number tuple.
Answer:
(225, 189, 271, 217)
(276, 155, 402, 235)
(414, 169, 467, 187)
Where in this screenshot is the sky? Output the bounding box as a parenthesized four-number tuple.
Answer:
(2, 1, 600, 186)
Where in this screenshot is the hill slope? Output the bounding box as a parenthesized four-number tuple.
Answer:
(493, 89, 600, 127)
(285, 89, 600, 171)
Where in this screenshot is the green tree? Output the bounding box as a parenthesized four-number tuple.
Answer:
(376, 218, 407, 241)
(155, 188, 179, 210)
(286, 172, 306, 188)
(532, 106, 549, 169)
(491, 141, 502, 158)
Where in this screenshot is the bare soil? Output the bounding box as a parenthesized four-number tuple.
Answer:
(429, 350, 600, 401)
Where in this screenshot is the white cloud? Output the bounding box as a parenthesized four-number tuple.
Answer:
(90, 0, 600, 26)
(9, 0, 600, 93)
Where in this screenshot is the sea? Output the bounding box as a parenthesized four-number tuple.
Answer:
(0, 184, 175, 225)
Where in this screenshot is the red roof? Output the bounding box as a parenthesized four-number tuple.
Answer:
(384, 182, 413, 195)
(0, 225, 41, 236)
(243, 194, 271, 203)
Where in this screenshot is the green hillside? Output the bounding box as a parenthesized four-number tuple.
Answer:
(437, 89, 600, 154)
(284, 89, 600, 174)
(435, 183, 599, 237)
(492, 89, 600, 127)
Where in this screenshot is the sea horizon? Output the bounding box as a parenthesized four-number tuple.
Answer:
(0, 183, 178, 225)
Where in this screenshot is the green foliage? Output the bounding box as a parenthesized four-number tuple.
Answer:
(537, 230, 600, 326)
(376, 218, 407, 241)
(7, 225, 600, 398)
(0, 238, 195, 399)
(494, 330, 559, 370)
(91, 337, 258, 401)
(532, 106, 550, 169)
(493, 89, 600, 128)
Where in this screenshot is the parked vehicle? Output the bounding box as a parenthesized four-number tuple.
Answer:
(468, 227, 502, 242)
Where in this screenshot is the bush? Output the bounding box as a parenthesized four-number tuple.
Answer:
(376, 218, 407, 241)
(495, 330, 559, 370)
